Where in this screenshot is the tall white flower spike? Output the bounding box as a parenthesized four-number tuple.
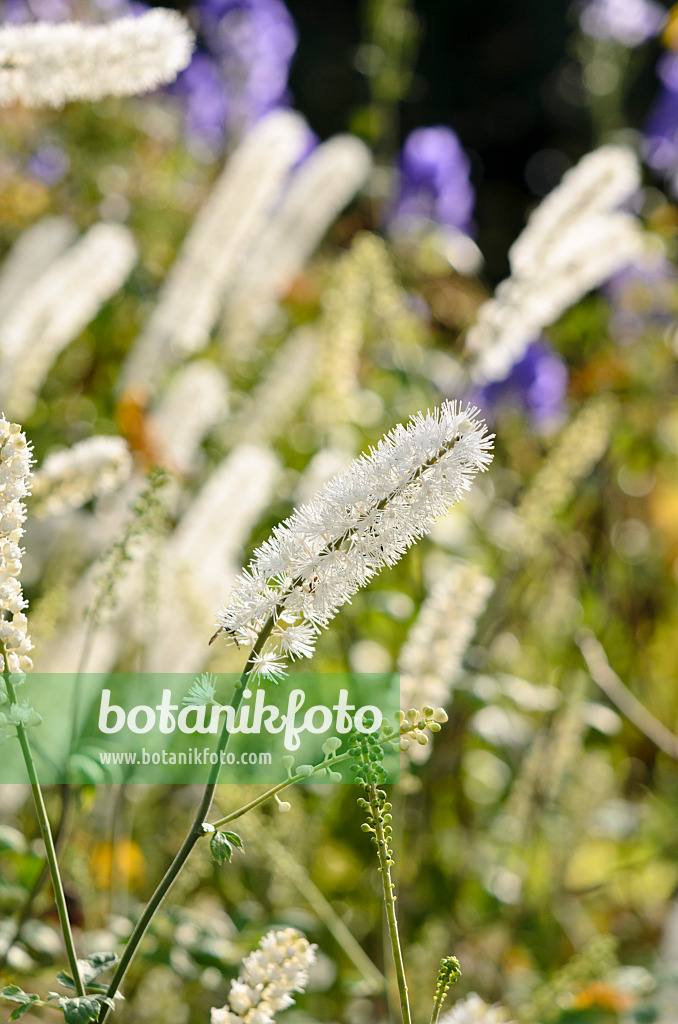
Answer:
(223, 134, 372, 349)
(0, 222, 137, 419)
(0, 9, 194, 108)
(214, 401, 493, 681)
(211, 928, 317, 1024)
(399, 561, 494, 713)
(467, 145, 645, 383)
(121, 110, 311, 396)
(0, 416, 33, 676)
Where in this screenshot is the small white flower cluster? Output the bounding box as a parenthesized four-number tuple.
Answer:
(0, 9, 194, 108)
(467, 145, 645, 383)
(215, 402, 493, 681)
(440, 993, 511, 1024)
(0, 416, 33, 675)
(399, 562, 494, 712)
(32, 436, 133, 517)
(211, 928, 317, 1024)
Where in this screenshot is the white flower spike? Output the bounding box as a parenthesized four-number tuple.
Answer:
(215, 401, 493, 680)
(211, 927, 317, 1024)
(0, 9, 195, 108)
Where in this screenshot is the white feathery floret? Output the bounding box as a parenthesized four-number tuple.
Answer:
(122, 110, 311, 395)
(0, 416, 33, 675)
(0, 222, 137, 419)
(215, 402, 494, 680)
(31, 436, 133, 517)
(466, 146, 645, 383)
(147, 361, 229, 474)
(223, 134, 372, 349)
(398, 561, 494, 714)
(440, 993, 512, 1024)
(0, 216, 78, 322)
(210, 928, 317, 1024)
(0, 9, 195, 108)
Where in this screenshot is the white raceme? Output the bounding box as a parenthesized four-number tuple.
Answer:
(31, 436, 133, 517)
(0, 416, 33, 675)
(215, 402, 493, 680)
(122, 110, 311, 395)
(399, 561, 494, 714)
(0, 9, 194, 108)
(211, 928, 316, 1024)
(467, 145, 645, 383)
(440, 993, 511, 1024)
(0, 223, 137, 419)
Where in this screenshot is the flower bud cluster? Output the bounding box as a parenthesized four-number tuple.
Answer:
(211, 928, 317, 1024)
(0, 415, 33, 675)
(398, 706, 448, 752)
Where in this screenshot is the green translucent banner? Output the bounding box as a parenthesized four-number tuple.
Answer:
(0, 673, 400, 784)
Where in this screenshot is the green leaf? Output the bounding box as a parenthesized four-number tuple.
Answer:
(1, 986, 38, 1005)
(210, 831, 232, 865)
(10, 1000, 39, 1021)
(223, 831, 244, 852)
(59, 995, 102, 1023)
(80, 951, 118, 985)
(56, 971, 75, 990)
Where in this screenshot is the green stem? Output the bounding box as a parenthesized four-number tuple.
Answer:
(4, 675, 85, 997)
(97, 618, 277, 1023)
(209, 750, 351, 829)
(367, 783, 411, 1024)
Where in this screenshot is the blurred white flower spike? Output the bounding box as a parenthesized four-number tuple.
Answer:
(32, 436, 133, 517)
(467, 145, 646, 384)
(0, 9, 195, 108)
(214, 401, 494, 681)
(211, 927, 317, 1024)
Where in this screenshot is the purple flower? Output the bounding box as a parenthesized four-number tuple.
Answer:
(577, 0, 666, 47)
(644, 53, 678, 191)
(388, 126, 475, 237)
(604, 248, 677, 342)
(27, 145, 70, 184)
(470, 340, 568, 430)
(173, 52, 230, 148)
(175, 0, 297, 149)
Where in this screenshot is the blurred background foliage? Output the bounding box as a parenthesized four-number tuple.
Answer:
(0, 1, 678, 1023)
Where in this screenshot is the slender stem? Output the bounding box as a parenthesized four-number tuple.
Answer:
(577, 629, 678, 760)
(4, 675, 85, 997)
(210, 750, 351, 829)
(367, 783, 411, 1024)
(98, 618, 277, 1023)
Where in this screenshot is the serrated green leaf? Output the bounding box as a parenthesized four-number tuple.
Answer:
(9, 999, 39, 1021)
(59, 995, 101, 1023)
(209, 831, 232, 865)
(223, 831, 244, 852)
(80, 951, 118, 985)
(56, 971, 75, 990)
(1, 986, 38, 1005)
